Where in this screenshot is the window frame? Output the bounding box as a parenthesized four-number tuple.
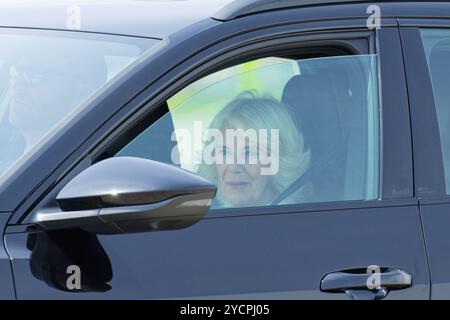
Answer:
(104, 52, 381, 211)
(16, 19, 413, 224)
(91, 30, 396, 219)
(399, 20, 450, 200)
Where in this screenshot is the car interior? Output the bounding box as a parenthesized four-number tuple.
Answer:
(99, 50, 376, 208)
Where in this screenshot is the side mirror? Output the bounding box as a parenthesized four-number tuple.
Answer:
(31, 157, 217, 234)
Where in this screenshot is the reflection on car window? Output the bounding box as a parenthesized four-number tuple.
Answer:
(421, 28, 450, 193)
(0, 29, 158, 183)
(116, 54, 380, 209)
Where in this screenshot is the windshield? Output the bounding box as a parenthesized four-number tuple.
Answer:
(0, 28, 159, 181)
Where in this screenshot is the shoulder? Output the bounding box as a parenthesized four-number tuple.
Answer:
(279, 182, 315, 205)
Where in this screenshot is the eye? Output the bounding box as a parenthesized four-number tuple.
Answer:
(29, 74, 45, 85)
(24, 72, 47, 86)
(214, 146, 228, 157)
(219, 146, 228, 156)
(244, 146, 259, 158)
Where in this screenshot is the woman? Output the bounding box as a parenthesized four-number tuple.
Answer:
(196, 91, 311, 208)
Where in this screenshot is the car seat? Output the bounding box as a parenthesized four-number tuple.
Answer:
(281, 73, 348, 203)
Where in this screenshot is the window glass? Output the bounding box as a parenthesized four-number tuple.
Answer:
(421, 28, 450, 192)
(0, 28, 158, 183)
(117, 54, 380, 209)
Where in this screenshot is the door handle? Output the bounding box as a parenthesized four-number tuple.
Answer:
(320, 268, 412, 300)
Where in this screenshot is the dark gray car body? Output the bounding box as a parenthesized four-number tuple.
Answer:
(0, 0, 449, 299)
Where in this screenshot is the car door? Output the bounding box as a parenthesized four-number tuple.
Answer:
(0, 214, 15, 299)
(399, 14, 450, 299)
(4, 7, 429, 299)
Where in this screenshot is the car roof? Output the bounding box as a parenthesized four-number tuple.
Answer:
(0, 0, 234, 39)
(0, 0, 445, 39)
(214, 0, 450, 20)
(214, 0, 372, 20)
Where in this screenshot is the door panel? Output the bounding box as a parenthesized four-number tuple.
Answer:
(417, 199, 450, 298)
(5, 201, 428, 299)
(0, 214, 16, 299)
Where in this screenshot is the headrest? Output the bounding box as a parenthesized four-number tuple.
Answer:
(281, 74, 344, 158)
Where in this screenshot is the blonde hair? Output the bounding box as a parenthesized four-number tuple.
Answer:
(196, 91, 311, 207)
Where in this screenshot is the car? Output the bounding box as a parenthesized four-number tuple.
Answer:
(0, 0, 450, 300)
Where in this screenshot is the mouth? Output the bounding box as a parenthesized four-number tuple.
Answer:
(11, 96, 33, 110)
(225, 181, 250, 187)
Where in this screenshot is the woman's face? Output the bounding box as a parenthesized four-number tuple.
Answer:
(214, 128, 275, 207)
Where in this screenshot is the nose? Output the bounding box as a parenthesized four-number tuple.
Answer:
(9, 70, 28, 93)
(227, 164, 245, 174)
(10, 75, 33, 103)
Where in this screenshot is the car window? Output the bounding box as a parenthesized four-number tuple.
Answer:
(421, 28, 450, 193)
(0, 28, 158, 183)
(116, 54, 380, 209)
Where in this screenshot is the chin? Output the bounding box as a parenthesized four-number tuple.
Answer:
(9, 113, 23, 129)
(9, 115, 32, 131)
(226, 198, 252, 207)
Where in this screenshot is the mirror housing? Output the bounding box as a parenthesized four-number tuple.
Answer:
(31, 157, 216, 234)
